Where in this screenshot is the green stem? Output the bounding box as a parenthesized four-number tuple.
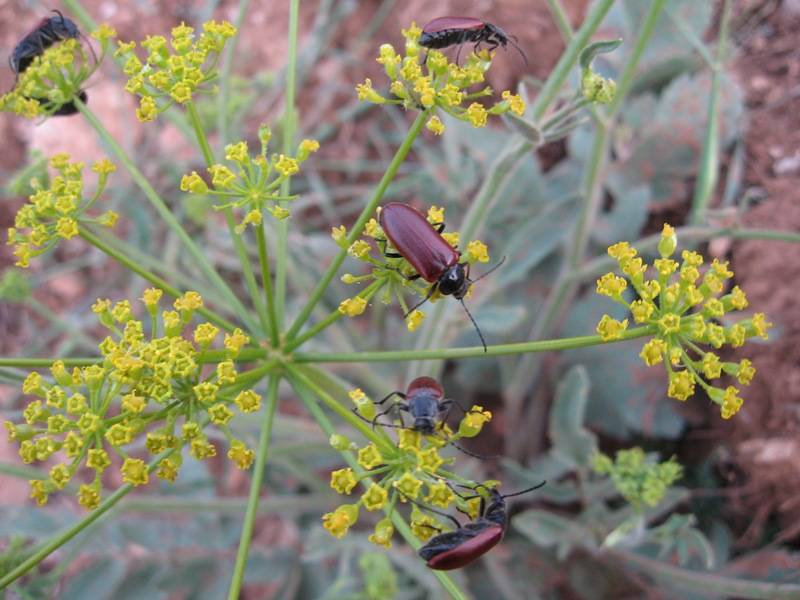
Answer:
(297, 326, 655, 363)
(185, 100, 271, 341)
(289, 376, 468, 600)
(506, 0, 667, 455)
(286, 110, 429, 341)
(544, 0, 575, 42)
(606, 548, 800, 600)
(74, 99, 256, 334)
(689, 0, 731, 225)
(256, 224, 280, 347)
(285, 365, 395, 455)
(275, 0, 301, 326)
(80, 228, 238, 332)
(0, 450, 175, 589)
(227, 374, 280, 600)
(284, 279, 386, 352)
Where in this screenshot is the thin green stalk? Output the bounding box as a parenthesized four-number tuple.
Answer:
(256, 225, 280, 347)
(505, 0, 667, 455)
(606, 548, 800, 600)
(286, 110, 429, 341)
(80, 228, 238, 332)
(545, 0, 575, 41)
(286, 365, 395, 455)
(74, 99, 256, 335)
(217, 0, 252, 149)
(284, 279, 386, 352)
(289, 376, 468, 600)
(690, 0, 732, 225)
(297, 326, 655, 363)
(185, 101, 272, 341)
(227, 374, 280, 600)
(275, 0, 301, 326)
(0, 450, 175, 589)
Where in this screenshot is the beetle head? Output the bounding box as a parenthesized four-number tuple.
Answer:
(438, 263, 469, 298)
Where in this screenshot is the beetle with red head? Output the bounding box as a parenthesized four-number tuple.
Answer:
(378, 202, 505, 352)
(418, 482, 545, 570)
(419, 17, 527, 64)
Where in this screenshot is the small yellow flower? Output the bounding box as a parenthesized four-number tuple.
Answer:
(331, 225, 347, 244)
(736, 359, 756, 385)
(466, 240, 490, 263)
(194, 322, 219, 346)
(596, 315, 629, 341)
(608, 241, 637, 261)
(410, 511, 439, 541)
(77, 483, 101, 510)
(322, 504, 359, 538)
(750, 313, 772, 339)
(426, 115, 445, 135)
(208, 403, 234, 425)
(658, 224, 677, 257)
(338, 296, 367, 317)
(465, 102, 488, 127)
(596, 273, 627, 299)
(397, 429, 422, 451)
(441, 231, 460, 248)
(407, 309, 425, 332)
(357, 444, 383, 470)
(393, 472, 423, 500)
(355, 78, 386, 104)
(639, 338, 666, 366)
(425, 480, 456, 508)
(501, 90, 525, 115)
(330, 468, 359, 494)
(136, 96, 158, 122)
(701, 352, 723, 379)
(175, 290, 203, 311)
(630, 299, 655, 323)
(121, 457, 149, 486)
(361, 483, 389, 511)
(55, 217, 79, 239)
(227, 440, 255, 469)
(720, 386, 743, 419)
(180, 171, 209, 194)
(416, 447, 444, 472)
(190, 437, 217, 460)
(87, 448, 112, 472)
(105, 423, 134, 447)
(297, 139, 320, 161)
(729, 286, 748, 310)
(156, 458, 180, 482)
(49, 463, 71, 489)
(275, 155, 299, 177)
(667, 370, 695, 401)
(458, 406, 492, 438)
(29, 480, 49, 506)
(348, 239, 371, 260)
(235, 389, 262, 413)
(368, 518, 394, 548)
(654, 258, 678, 277)
(657, 314, 681, 335)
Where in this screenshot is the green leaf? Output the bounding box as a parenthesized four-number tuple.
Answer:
(513, 509, 597, 560)
(502, 112, 542, 144)
(579, 39, 623, 69)
(549, 365, 597, 467)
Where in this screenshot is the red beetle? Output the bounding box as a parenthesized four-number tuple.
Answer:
(418, 483, 545, 570)
(378, 202, 504, 352)
(419, 17, 527, 64)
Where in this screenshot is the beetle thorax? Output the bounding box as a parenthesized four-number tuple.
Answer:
(407, 392, 441, 434)
(438, 263, 469, 298)
(482, 491, 509, 530)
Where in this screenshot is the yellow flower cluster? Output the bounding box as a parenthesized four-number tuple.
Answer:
(4, 290, 260, 510)
(321, 386, 494, 545)
(0, 25, 115, 119)
(181, 126, 320, 231)
(596, 225, 772, 419)
(593, 448, 682, 509)
(334, 204, 490, 331)
(355, 24, 526, 135)
(6, 154, 118, 268)
(115, 20, 236, 122)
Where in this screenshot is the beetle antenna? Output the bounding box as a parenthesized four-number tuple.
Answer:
(500, 481, 547, 499)
(447, 438, 501, 460)
(458, 299, 487, 353)
(468, 255, 507, 285)
(397, 491, 462, 529)
(508, 37, 528, 65)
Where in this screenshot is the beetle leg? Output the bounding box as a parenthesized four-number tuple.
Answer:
(431, 222, 445, 234)
(375, 391, 405, 406)
(404, 283, 438, 317)
(398, 491, 462, 529)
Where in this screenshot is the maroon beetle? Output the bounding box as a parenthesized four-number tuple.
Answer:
(418, 482, 545, 570)
(351, 376, 496, 459)
(378, 202, 505, 352)
(419, 17, 527, 64)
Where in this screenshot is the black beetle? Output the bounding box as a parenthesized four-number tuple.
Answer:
(418, 482, 545, 570)
(378, 202, 505, 352)
(352, 376, 496, 460)
(419, 17, 527, 64)
(10, 11, 82, 75)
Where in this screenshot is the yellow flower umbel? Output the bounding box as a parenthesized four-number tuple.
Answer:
(115, 20, 236, 122)
(5, 290, 262, 510)
(0, 25, 116, 119)
(7, 154, 118, 267)
(334, 204, 491, 327)
(592, 448, 682, 510)
(322, 386, 496, 548)
(596, 225, 772, 419)
(181, 126, 319, 231)
(356, 24, 526, 135)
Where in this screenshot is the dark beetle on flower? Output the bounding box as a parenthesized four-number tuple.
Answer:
(419, 17, 527, 64)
